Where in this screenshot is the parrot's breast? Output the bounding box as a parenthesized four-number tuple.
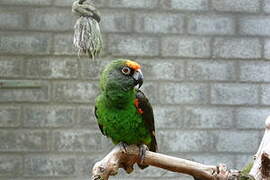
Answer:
(95, 94, 151, 145)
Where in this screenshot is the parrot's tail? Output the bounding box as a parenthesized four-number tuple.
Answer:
(150, 133, 157, 152)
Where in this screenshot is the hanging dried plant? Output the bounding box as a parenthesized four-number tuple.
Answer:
(72, 0, 102, 59)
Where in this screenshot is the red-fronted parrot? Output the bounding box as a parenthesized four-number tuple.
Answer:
(95, 59, 157, 169)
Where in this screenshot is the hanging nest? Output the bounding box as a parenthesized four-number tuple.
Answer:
(72, 0, 103, 59)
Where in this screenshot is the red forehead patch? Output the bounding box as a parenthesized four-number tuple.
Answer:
(125, 60, 141, 70)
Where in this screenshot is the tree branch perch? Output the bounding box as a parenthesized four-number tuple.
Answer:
(91, 116, 270, 180)
(249, 116, 270, 180)
(91, 145, 239, 180)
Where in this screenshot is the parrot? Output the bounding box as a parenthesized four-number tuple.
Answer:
(94, 59, 157, 169)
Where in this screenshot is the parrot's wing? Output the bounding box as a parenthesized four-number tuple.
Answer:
(135, 89, 157, 152)
(94, 106, 105, 135)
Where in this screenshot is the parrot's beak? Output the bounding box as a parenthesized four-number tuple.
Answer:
(133, 69, 144, 88)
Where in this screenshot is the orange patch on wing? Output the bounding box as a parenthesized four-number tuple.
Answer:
(134, 98, 144, 114)
(126, 60, 141, 70)
(134, 98, 139, 107)
(137, 108, 144, 114)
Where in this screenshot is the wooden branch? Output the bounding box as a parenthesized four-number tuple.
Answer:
(91, 116, 270, 180)
(249, 116, 270, 180)
(91, 145, 240, 180)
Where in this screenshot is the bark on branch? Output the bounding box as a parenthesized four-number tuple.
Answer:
(249, 116, 270, 180)
(91, 117, 270, 180)
(91, 145, 239, 180)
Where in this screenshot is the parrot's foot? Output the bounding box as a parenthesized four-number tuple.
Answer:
(138, 144, 149, 164)
(119, 142, 128, 153)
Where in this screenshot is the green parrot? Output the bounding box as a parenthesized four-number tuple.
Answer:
(94, 59, 157, 168)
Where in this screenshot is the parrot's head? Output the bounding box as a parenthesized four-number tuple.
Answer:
(100, 59, 144, 92)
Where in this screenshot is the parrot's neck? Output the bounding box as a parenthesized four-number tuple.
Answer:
(103, 88, 136, 108)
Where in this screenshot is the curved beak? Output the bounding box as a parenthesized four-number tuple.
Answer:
(132, 69, 144, 88)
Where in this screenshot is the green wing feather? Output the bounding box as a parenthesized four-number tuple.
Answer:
(94, 106, 104, 135)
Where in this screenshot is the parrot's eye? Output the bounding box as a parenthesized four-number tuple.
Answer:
(121, 67, 131, 75)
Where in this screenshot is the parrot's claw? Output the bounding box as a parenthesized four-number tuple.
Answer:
(139, 144, 149, 164)
(119, 142, 128, 153)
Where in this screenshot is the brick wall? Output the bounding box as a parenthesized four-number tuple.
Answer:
(0, 0, 269, 179)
